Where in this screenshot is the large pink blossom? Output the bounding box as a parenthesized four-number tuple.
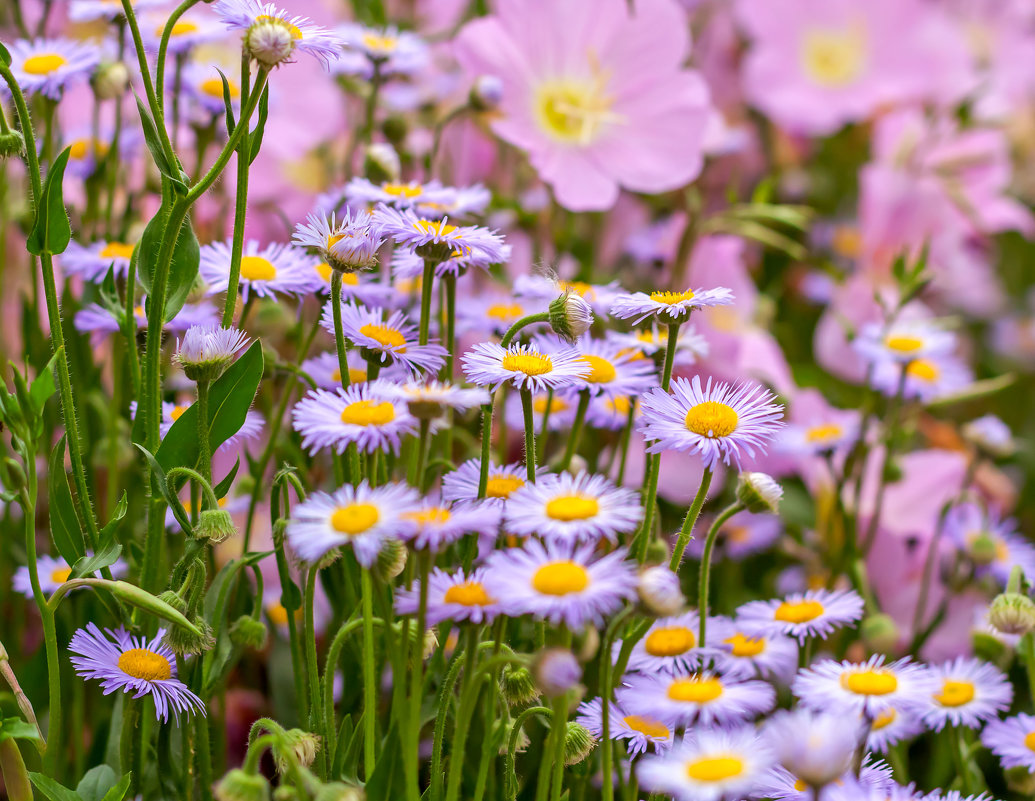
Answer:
(453, 0, 711, 211)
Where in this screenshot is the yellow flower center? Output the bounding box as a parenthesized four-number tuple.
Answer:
(487, 303, 524, 322)
(486, 474, 524, 499)
(906, 359, 940, 382)
(872, 708, 897, 730)
(443, 581, 495, 607)
(100, 241, 136, 261)
(545, 495, 600, 521)
(645, 626, 696, 657)
(117, 648, 172, 681)
(724, 633, 766, 657)
(330, 503, 379, 535)
(805, 423, 843, 444)
(531, 561, 590, 596)
(267, 602, 290, 627)
(69, 138, 91, 160)
(559, 280, 595, 299)
(330, 368, 368, 385)
(22, 53, 67, 75)
(403, 507, 451, 526)
(362, 33, 398, 52)
(535, 76, 617, 145)
(623, 715, 669, 739)
(800, 24, 867, 87)
(685, 756, 744, 783)
(840, 669, 898, 696)
(650, 290, 696, 305)
(50, 567, 72, 584)
(884, 335, 924, 353)
(606, 396, 632, 415)
(167, 20, 199, 36)
(257, 14, 302, 39)
(239, 255, 277, 281)
(359, 323, 407, 351)
(580, 355, 616, 384)
(382, 181, 421, 197)
(667, 676, 723, 703)
(413, 219, 458, 237)
(832, 225, 862, 258)
(170, 404, 188, 422)
(774, 599, 825, 624)
(934, 679, 975, 708)
(684, 402, 739, 438)
(201, 76, 238, 98)
(533, 395, 568, 415)
(501, 352, 553, 376)
(340, 399, 395, 426)
(1025, 731, 1035, 753)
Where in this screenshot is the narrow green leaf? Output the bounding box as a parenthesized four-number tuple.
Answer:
(98, 491, 128, 547)
(98, 263, 123, 318)
(216, 68, 236, 137)
(28, 773, 79, 801)
(249, 85, 270, 165)
(134, 96, 173, 178)
(0, 718, 43, 744)
(134, 444, 192, 533)
(71, 542, 123, 579)
(213, 459, 240, 498)
(135, 204, 200, 321)
(48, 437, 85, 565)
(99, 773, 132, 801)
(28, 349, 59, 416)
(25, 146, 72, 255)
(0, 42, 11, 67)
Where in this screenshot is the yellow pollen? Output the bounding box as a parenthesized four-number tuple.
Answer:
(535, 76, 618, 145)
(201, 77, 238, 98)
(794, 779, 809, 792)
(359, 323, 407, 351)
(545, 495, 599, 521)
(684, 401, 738, 438)
(724, 633, 765, 657)
(486, 474, 524, 499)
(533, 395, 568, 415)
(487, 303, 524, 322)
(607, 396, 632, 415)
(774, 599, 824, 623)
(267, 602, 290, 627)
(801, 24, 867, 87)
(685, 756, 744, 782)
(413, 219, 458, 237)
(884, 335, 924, 353)
(532, 561, 590, 596)
(69, 138, 90, 159)
(256, 14, 302, 39)
(840, 669, 898, 696)
(403, 507, 451, 526)
(667, 676, 723, 703)
(501, 352, 553, 376)
(340, 399, 395, 426)
(50, 567, 72, 584)
(167, 20, 199, 36)
(443, 581, 495, 607)
(650, 290, 696, 305)
(907, 359, 940, 382)
(239, 255, 277, 281)
(117, 648, 172, 681)
(22, 53, 67, 75)
(623, 715, 669, 739)
(362, 33, 398, 51)
(330, 503, 379, 535)
(581, 354, 616, 384)
(645, 626, 696, 657)
(133, 305, 145, 318)
(1025, 731, 1035, 753)
(806, 423, 843, 444)
(382, 182, 421, 197)
(934, 679, 975, 708)
(872, 708, 897, 730)
(315, 262, 333, 283)
(170, 404, 188, 422)
(330, 368, 368, 385)
(832, 225, 862, 258)
(559, 280, 595, 299)
(100, 242, 136, 261)
(725, 525, 750, 544)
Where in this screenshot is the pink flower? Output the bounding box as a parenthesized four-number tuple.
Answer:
(736, 0, 973, 135)
(453, 0, 711, 211)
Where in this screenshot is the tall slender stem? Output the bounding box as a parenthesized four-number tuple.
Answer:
(519, 388, 536, 483)
(418, 259, 436, 347)
(697, 502, 744, 646)
(360, 567, 378, 778)
(221, 54, 253, 327)
(668, 468, 714, 569)
(558, 389, 590, 471)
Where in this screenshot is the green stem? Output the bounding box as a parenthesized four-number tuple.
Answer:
(668, 468, 714, 569)
(441, 271, 457, 379)
(506, 707, 551, 801)
(304, 567, 324, 751)
(361, 567, 378, 779)
(221, 53, 253, 328)
(430, 647, 467, 801)
(155, 0, 203, 113)
(195, 379, 212, 485)
(407, 550, 432, 801)
(476, 402, 494, 498)
(697, 502, 744, 646)
(520, 388, 536, 482)
(418, 258, 437, 346)
(558, 389, 590, 471)
(499, 312, 550, 348)
(548, 694, 568, 801)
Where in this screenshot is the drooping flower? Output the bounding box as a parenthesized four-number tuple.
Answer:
(5, 38, 100, 100)
(69, 623, 205, 722)
(736, 588, 864, 643)
(291, 382, 417, 455)
(292, 210, 383, 274)
(454, 0, 712, 211)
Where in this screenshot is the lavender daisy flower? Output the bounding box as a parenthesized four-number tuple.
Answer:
(70, 0, 164, 22)
(637, 724, 775, 801)
(321, 303, 447, 377)
(865, 704, 926, 753)
(736, 588, 864, 643)
(576, 697, 673, 756)
(345, 178, 451, 211)
(69, 623, 205, 722)
(380, 381, 490, 418)
(871, 354, 972, 402)
(395, 567, 501, 626)
(945, 503, 1035, 586)
(74, 300, 219, 346)
(610, 286, 734, 325)
(609, 323, 709, 367)
(625, 612, 714, 675)
(483, 540, 636, 628)
(61, 239, 136, 282)
(375, 204, 506, 268)
(586, 394, 639, 431)
(6, 38, 100, 100)
(962, 415, 1015, 458)
(618, 672, 775, 729)
(760, 755, 896, 801)
(141, 12, 224, 54)
(292, 210, 383, 274)
(442, 458, 537, 506)
(174, 324, 250, 381)
(793, 655, 936, 719)
(462, 341, 590, 393)
(458, 292, 546, 339)
(336, 24, 429, 77)
(200, 240, 313, 301)
(398, 496, 501, 551)
(212, 0, 343, 67)
(921, 657, 1013, 731)
(639, 376, 784, 470)
(761, 708, 865, 788)
(707, 617, 798, 682)
(569, 336, 658, 397)
(305, 258, 395, 304)
(291, 382, 417, 455)
(981, 713, 1035, 773)
(300, 351, 398, 388)
(777, 409, 861, 457)
(286, 481, 419, 567)
(503, 471, 643, 545)
(853, 320, 956, 366)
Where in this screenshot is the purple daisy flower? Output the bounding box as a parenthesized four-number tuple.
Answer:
(7, 38, 99, 100)
(575, 697, 673, 756)
(462, 341, 590, 393)
(609, 286, 734, 325)
(618, 671, 776, 729)
(395, 567, 502, 626)
(212, 0, 343, 67)
(291, 381, 417, 455)
(981, 713, 1035, 773)
(200, 240, 313, 301)
(793, 655, 936, 719)
(736, 588, 864, 643)
(920, 657, 1013, 731)
(397, 495, 501, 551)
(441, 458, 538, 507)
(61, 239, 137, 282)
(374, 204, 507, 269)
(321, 303, 447, 378)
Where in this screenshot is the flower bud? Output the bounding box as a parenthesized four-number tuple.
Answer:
(381, 115, 408, 146)
(638, 565, 685, 617)
(643, 539, 670, 567)
(363, 143, 400, 183)
(245, 20, 297, 68)
(469, 75, 503, 111)
(230, 615, 269, 650)
(563, 721, 597, 766)
(860, 613, 899, 653)
(214, 769, 271, 801)
(272, 788, 300, 801)
(736, 472, 782, 514)
(91, 61, 130, 100)
(989, 593, 1035, 636)
(533, 649, 581, 698)
(0, 131, 25, 159)
(548, 291, 593, 343)
(164, 616, 215, 655)
(313, 782, 364, 801)
(375, 537, 408, 581)
(967, 533, 1000, 566)
(500, 664, 539, 707)
(0, 458, 27, 494)
(276, 729, 321, 773)
(197, 509, 238, 543)
(962, 414, 1015, 459)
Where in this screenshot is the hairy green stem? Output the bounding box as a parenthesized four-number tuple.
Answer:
(697, 502, 744, 646)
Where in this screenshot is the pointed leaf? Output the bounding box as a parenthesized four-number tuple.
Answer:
(248, 85, 270, 165)
(0, 42, 10, 67)
(48, 437, 85, 564)
(0, 718, 43, 744)
(213, 459, 240, 499)
(76, 765, 118, 801)
(26, 146, 72, 256)
(71, 542, 123, 579)
(29, 349, 59, 416)
(99, 773, 132, 801)
(28, 774, 79, 801)
(134, 96, 173, 178)
(133, 444, 193, 532)
(215, 68, 236, 137)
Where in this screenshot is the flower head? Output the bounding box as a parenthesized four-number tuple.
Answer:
(396, 567, 502, 626)
(625, 612, 713, 675)
(200, 240, 313, 301)
(462, 341, 589, 393)
(576, 697, 673, 756)
(981, 713, 1035, 773)
(762, 708, 865, 788)
(174, 325, 250, 381)
(212, 0, 343, 67)
(610, 287, 734, 325)
(441, 458, 536, 507)
(737, 588, 864, 643)
(292, 382, 417, 455)
(619, 671, 775, 729)
(920, 657, 1013, 731)
(569, 337, 658, 397)
(322, 304, 446, 378)
(292, 210, 383, 274)
(7, 38, 99, 99)
(853, 320, 956, 366)
(375, 204, 507, 268)
(398, 496, 501, 551)
(793, 655, 936, 718)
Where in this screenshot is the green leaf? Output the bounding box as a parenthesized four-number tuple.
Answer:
(48, 436, 86, 565)
(29, 774, 79, 801)
(155, 341, 264, 475)
(135, 204, 200, 321)
(29, 349, 59, 415)
(0, 718, 43, 744)
(76, 765, 118, 801)
(134, 444, 193, 533)
(99, 492, 128, 547)
(98, 264, 123, 318)
(0, 42, 10, 67)
(249, 85, 270, 165)
(215, 68, 236, 137)
(364, 721, 401, 799)
(134, 96, 180, 189)
(99, 773, 132, 801)
(26, 146, 73, 256)
(213, 459, 240, 499)
(71, 542, 123, 579)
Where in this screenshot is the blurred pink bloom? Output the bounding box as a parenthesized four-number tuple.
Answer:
(453, 0, 711, 210)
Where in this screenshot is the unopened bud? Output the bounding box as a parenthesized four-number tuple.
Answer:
(469, 75, 503, 111)
(214, 769, 271, 801)
(245, 20, 297, 68)
(548, 291, 593, 343)
(563, 721, 596, 766)
(276, 729, 321, 773)
(638, 566, 685, 617)
(533, 649, 581, 698)
(375, 537, 407, 581)
(989, 593, 1035, 636)
(363, 143, 400, 183)
(164, 616, 215, 655)
(197, 508, 237, 543)
(313, 782, 364, 801)
(968, 533, 1000, 566)
(230, 615, 269, 650)
(500, 664, 539, 707)
(1006, 766, 1035, 794)
(91, 61, 130, 100)
(0, 458, 27, 494)
(0, 131, 25, 159)
(860, 613, 899, 653)
(736, 472, 782, 514)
